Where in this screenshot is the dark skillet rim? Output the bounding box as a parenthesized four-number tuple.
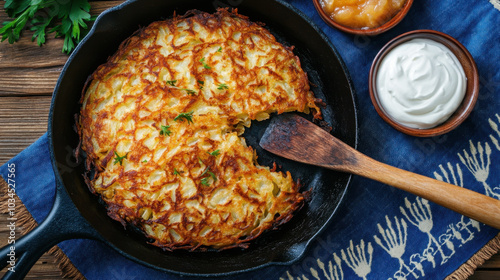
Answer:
(48, 0, 359, 276)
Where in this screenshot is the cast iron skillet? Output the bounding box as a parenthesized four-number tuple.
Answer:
(0, 0, 357, 278)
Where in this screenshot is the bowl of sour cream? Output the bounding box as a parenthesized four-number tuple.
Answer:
(369, 30, 479, 137)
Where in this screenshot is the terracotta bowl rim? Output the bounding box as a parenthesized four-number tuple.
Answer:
(312, 0, 414, 36)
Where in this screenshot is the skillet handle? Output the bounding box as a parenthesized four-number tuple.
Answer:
(0, 183, 100, 280)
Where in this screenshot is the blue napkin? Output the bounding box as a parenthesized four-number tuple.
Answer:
(1, 0, 499, 279)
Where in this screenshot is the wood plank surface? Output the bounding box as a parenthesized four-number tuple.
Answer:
(470, 270, 500, 280)
(0, 68, 62, 96)
(0, 0, 498, 279)
(0, 96, 51, 163)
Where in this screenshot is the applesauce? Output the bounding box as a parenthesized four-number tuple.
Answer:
(320, 0, 406, 29)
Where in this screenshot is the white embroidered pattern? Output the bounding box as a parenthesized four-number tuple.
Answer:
(280, 112, 500, 280)
(340, 240, 373, 280)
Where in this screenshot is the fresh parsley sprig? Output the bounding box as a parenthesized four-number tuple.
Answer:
(182, 88, 197, 95)
(0, 0, 96, 54)
(160, 125, 171, 136)
(113, 151, 128, 166)
(199, 57, 211, 69)
(207, 171, 216, 181)
(166, 80, 177, 86)
(217, 83, 228, 90)
(207, 149, 220, 156)
(200, 167, 217, 186)
(174, 111, 194, 124)
(200, 177, 210, 186)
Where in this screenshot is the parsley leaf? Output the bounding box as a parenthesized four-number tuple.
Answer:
(207, 171, 217, 181)
(1, 0, 95, 54)
(173, 168, 181, 175)
(30, 14, 52, 46)
(4, 1, 31, 18)
(113, 151, 128, 166)
(199, 57, 211, 69)
(160, 125, 171, 136)
(201, 167, 209, 176)
(208, 149, 220, 156)
(217, 83, 228, 90)
(200, 167, 216, 186)
(174, 111, 194, 124)
(200, 177, 210, 186)
(166, 80, 177, 86)
(182, 88, 197, 95)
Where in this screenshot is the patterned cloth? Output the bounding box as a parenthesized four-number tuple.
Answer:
(1, 0, 499, 279)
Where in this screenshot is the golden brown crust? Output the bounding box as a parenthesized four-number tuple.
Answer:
(79, 8, 321, 250)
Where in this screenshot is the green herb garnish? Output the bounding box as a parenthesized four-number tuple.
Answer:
(201, 167, 216, 179)
(217, 83, 228, 90)
(174, 111, 194, 124)
(208, 149, 220, 156)
(200, 177, 210, 186)
(201, 167, 209, 176)
(183, 88, 197, 95)
(217, 46, 222, 52)
(0, 0, 96, 54)
(200, 168, 216, 186)
(160, 125, 171, 136)
(197, 80, 204, 89)
(207, 171, 217, 181)
(199, 57, 211, 69)
(173, 168, 181, 175)
(166, 80, 177, 86)
(113, 151, 128, 166)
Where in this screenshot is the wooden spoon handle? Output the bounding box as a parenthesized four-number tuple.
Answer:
(259, 114, 500, 229)
(347, 152, 500, 229)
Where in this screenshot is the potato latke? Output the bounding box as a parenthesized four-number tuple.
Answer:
(79, 8, 321, 250)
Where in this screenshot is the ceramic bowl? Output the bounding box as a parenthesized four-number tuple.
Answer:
(369, 29, 479, 137)
(312, 0, 414, 35)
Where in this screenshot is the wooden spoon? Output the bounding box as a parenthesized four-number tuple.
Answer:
(259, 114, 500, 229)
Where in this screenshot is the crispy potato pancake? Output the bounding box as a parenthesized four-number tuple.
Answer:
(79, 8, 321, 250)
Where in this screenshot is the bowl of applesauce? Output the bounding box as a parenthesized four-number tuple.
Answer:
(312, 0, 413, 35)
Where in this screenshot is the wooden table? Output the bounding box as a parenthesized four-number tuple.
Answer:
(0, 1, 498, 279)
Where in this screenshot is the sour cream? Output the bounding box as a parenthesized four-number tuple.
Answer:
(376, 38, 466, 129)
